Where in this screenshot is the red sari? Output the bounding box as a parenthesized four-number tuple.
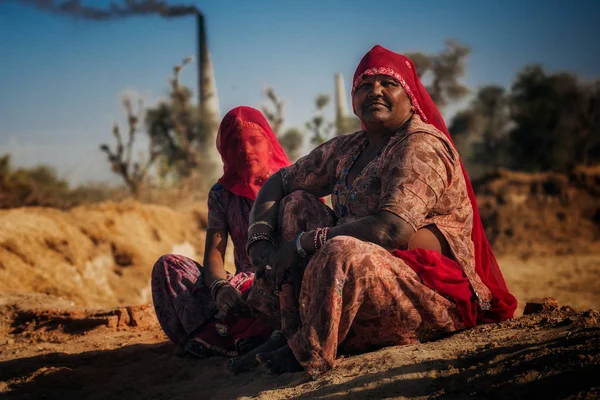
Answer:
(151, 106, 291, 357)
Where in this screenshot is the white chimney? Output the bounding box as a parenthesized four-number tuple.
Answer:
(335, 73, 349, 135)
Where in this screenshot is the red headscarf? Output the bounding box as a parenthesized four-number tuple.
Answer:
(352, 45, 517, 323)
(216, 106, 291, 200)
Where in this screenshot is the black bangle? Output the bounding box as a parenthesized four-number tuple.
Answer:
(210, 278, 229, 301)
(245, 232, 276, 255)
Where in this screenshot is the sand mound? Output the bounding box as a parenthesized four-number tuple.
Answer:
(0, 200, 208, 308)
(474, 166, 600, 258)
(0, 296, 597, 399)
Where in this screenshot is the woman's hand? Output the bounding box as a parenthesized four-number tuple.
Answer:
(248, 241, 276, 280)
(266, 240, 301, 290)
(215, 284, 248, 316)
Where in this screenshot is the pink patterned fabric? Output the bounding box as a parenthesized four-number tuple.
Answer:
(288, 236, 464, 378)
(151, 254, 271, 356)
(151, 184, 273, 356)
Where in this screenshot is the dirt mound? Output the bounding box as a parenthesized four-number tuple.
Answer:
(0, 295, 597, 399)
(0, 200, 208, 308)
(474, 166, 600, 258)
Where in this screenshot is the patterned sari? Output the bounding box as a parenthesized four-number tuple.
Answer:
(248, 46, 517, 377)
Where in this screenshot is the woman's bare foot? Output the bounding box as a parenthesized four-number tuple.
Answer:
(256, 343, 303, 375)
(227, 330, 287, 374)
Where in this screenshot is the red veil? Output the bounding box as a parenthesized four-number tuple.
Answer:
(216, 106, 291, 200)
(352, 45, 517, 324)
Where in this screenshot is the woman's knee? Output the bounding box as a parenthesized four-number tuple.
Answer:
(152, 254, 199, 280)
(321, 236, 363, 256)
(311, 236, 365, 274)
(279, 190, 316, 211)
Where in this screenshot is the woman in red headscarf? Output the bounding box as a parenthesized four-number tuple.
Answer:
(151, 106, 291, 359)
(243, 45, 518, 378)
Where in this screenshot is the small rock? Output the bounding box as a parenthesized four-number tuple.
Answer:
(581, 310, 599, 327)
(523, 297, 559, 315)
(560, 305, 576, 314)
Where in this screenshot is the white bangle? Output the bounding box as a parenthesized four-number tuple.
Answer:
(296, 232, 308, 258)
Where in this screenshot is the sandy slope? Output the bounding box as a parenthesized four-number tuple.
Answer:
(0, 201, 208, 307)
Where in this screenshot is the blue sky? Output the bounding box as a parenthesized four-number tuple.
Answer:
(0, 0, 598, 185)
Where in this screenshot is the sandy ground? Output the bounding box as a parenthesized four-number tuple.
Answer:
(499, 255, 600, 316)
(0, 294, 598, 399)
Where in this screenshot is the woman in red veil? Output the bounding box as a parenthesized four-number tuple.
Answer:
(151, 106, 291, 358)
(242, 45, 517, 378)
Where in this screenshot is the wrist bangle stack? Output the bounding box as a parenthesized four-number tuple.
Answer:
(210, 278, 229, 301)
(313, 227, 330, 251)
(245, 232, 276, 255)
(248, 220, 275, 232)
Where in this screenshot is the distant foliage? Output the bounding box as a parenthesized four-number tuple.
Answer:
(336, 116, 362, 136)
(508, 65, 600, 171)
(145, 57, 217, 183)
(307, 94, 334, 146)
(0, 154, 120, 209)
(100, 97, 157, 196)
(279, 128, 303, 161)
(260, 86, 305, 160)
(261, 87, 284, 136)
(406, 40, 471, 110)
(101, 57, 217, 196)
(450, 64, 600, 175)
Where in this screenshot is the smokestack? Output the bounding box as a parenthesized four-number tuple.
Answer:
(196, 13, 220, 119)
(196, 12, 222, 177)
(334, 73, 349, 135)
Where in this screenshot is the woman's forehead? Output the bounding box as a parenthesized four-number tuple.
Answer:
(361, 74, 399, 82)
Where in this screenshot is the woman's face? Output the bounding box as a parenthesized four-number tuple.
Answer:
(353, 74, 412, 131)
(224, 128, 271, 175)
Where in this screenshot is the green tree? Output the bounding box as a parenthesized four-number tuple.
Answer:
(279, 128, 304, 161)
(260, 86, 304, 159)
(450, 85, 510, 176)
(261, 87, 284, 136)
(406, 40, 471, 110)
(0, 154, 72, 208)
(306, 94, 333, 146)
(145, 57, 216, 183)
(508, 65, 600, 172)
(100, 96, 157, 196)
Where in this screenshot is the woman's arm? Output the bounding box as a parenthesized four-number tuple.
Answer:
(203, 228, 248, 314)
(300, 211, 414, 253)
(246, 172, 284, 276)
(202, 229, 228, 287)
(248, 171, 285, 231)
(301, 133, 454, 254)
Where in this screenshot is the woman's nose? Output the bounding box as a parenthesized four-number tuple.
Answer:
(371, 81, 384, 96)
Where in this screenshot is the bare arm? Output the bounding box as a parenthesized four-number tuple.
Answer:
(300, 211, 415, 253)
(248, 171, 285, 232)
(202, 229, 228, 287)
